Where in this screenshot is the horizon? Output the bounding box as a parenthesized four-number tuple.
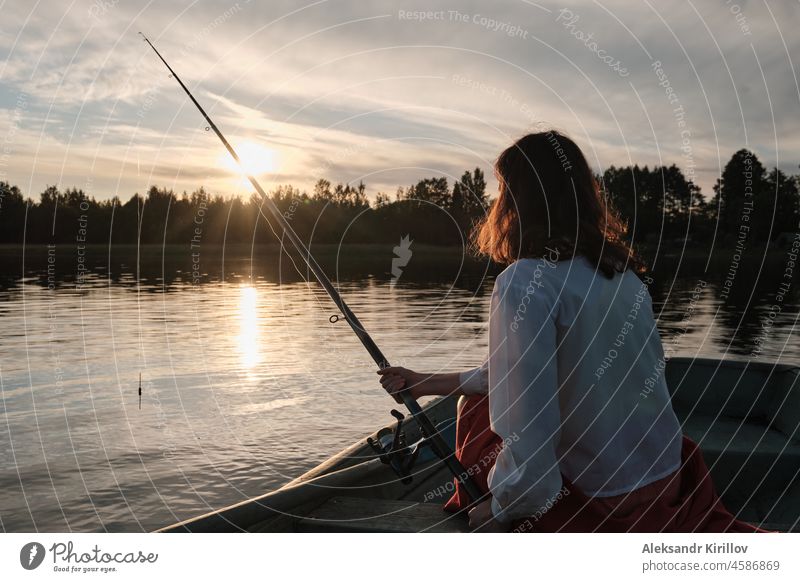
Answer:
(0, 144, 789, 204)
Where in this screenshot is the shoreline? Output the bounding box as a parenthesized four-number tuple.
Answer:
(1, 243, 793, 283)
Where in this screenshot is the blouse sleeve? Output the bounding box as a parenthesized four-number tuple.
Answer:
(486, 271, 564, 523)
(458, 360, 489, 395)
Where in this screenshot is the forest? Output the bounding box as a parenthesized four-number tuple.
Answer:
(0, 149, 798, 253)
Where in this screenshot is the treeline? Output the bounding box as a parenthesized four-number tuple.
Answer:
(0, 149, 798, 249)
(0, 169, 488, 246)
(601, 149, 799, 249)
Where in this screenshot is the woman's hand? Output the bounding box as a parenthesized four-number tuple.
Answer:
(376, 366, 426, 402)
(468, 499, 510, 532)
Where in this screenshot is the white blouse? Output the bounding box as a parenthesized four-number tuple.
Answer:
(459, 256, 682, 523)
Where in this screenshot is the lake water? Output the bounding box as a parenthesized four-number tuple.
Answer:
(1, 244, 798, 532)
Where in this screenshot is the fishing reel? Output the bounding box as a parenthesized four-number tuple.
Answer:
(367, 409, 431, 485)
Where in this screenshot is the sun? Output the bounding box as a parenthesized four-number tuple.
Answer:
(219, 141, 278, 186)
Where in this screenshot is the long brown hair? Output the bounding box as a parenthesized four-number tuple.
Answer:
(473, 130, 645, 278)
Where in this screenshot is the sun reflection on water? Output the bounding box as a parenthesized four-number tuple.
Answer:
(238, 286, 260, 369)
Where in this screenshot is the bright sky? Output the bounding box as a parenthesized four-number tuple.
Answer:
(1, 0, 798, 202)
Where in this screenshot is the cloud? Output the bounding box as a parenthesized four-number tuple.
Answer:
(0, 0, 797, 203)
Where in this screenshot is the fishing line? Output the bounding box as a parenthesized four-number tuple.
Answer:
(139, 32, 483, 503)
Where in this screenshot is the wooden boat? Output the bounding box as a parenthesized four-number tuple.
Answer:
(159, 357, 800, 532)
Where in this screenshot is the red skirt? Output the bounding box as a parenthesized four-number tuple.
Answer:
(443, 395, 766, 532)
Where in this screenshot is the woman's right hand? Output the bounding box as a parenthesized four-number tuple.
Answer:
(376, 366, 427, 401)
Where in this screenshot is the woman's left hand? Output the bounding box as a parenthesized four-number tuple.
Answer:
(468, 499, 510, 532)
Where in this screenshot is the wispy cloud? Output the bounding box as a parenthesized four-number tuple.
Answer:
(1, 0, 798, 203)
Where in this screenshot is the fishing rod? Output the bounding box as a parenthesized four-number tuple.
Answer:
(139, 33, 483, 503)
